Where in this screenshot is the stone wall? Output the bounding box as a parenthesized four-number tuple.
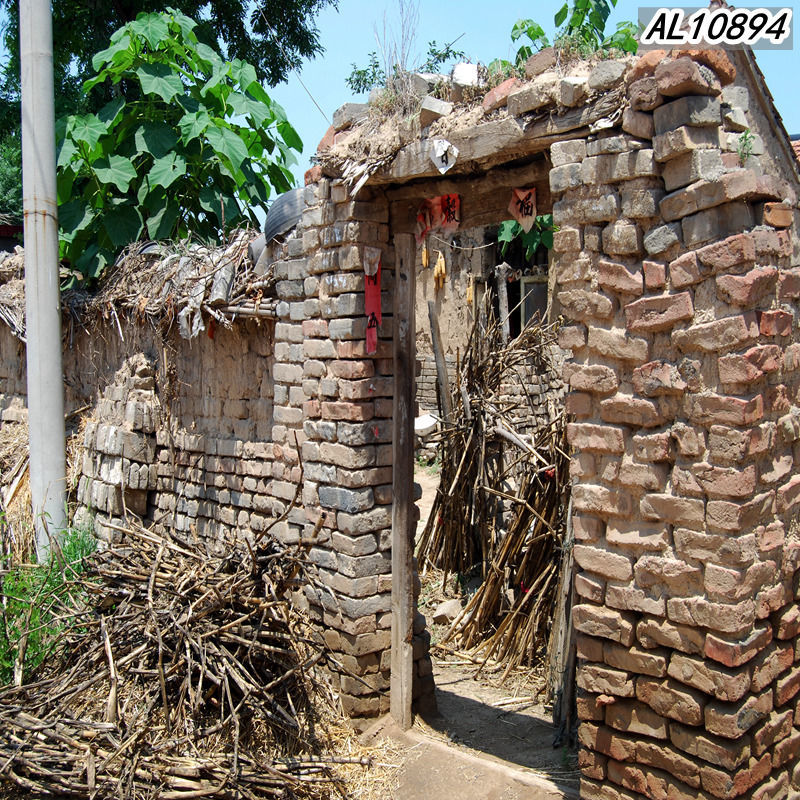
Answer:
(550, 51, 800, 799)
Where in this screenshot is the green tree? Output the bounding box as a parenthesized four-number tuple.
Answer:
(0, 133, 22, 223)
(57, 9, 301, 283)
(0, 0, 337, 137)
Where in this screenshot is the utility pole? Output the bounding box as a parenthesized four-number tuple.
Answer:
(20, 0, 67, 560)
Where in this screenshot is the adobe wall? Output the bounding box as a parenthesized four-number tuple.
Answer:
(0, 184, 435, 717)
(551, 51, 800, 799)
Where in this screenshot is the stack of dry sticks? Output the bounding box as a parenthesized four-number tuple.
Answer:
(0, 522, 367, 799)
(417, 301, 570, 679)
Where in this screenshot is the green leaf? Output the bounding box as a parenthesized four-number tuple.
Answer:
(134, 122, 178, 159)
(103, 203, 143, 247)
(554, 3, 569, 27)
(68, 114, 107, 150)
(136, 63, 183, 102)
(56, 167, 75, 205)
(145, 199, 181, 239)
(97, 96, 125, 127)
(228, 92, 271, 128)
(277, 120, 302, 153)
(148, 152, 187, 190)
(497, 219, 521, 244)
(130, 13, 170, 49)
(59, 199, 94, 237)
(178, 110, 212, 143)
(195, 42, 223, 71)
(92, 155, 137, 192)
(205, 125, 249, 172)
(168, 9, 198, 43)
(229, 59, 258, 92)
(91, 32, 132, 72)
(199, 186, 240, 227)
(75, 244, 111, 280)
(57, 136, 78, 168)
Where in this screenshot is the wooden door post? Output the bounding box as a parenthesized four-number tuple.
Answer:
(391, 232, 416, 729)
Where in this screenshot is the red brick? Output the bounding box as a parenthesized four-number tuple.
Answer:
(689, 393, 763, 427)
(567, 423, 625, 453)
(697, 233, 755, 271)
(629, 49, 668, 81)
(643, 260, 666, 289)
(573, 604, 636, 646)
(636, 740, 701, 788)
(600, 395, 663, 427)
(607, 759, 667, 797)
(775, 668, 800, 705)
(303, 318, 329, 337)
(573, 515, 604, 542)
(320, 401, 374, 421)
(700, 752, 772, 799)
(566, 392, 592, 416)
(760, 312, 793, 341)
(751, 642, 794, 693)
(605, 699, 669, 739)
(636, 677, 705, 725)
(777, 475, 800, 515)
(705, 624, 773, 668)
(597, 260, 644, 296)
(329, 359, 375, 379)
(638, 617, 705, 654)
(558, 289, 614, 321)
(763, 201, 793, 228)
(567, 364, 619, 394)
(576, 633, 605, 662)
(672, 313, 759, 353)
(691, 462, 757, 499)
(628, 76, 663, 111)
(753, 228, 792, 260)
(577, 694, 606, 721)
(575, 573, 605, 603)
(633, 361, 687, 396)
(673, 48, 736, 84)
(481, 76, 522, 112)
(667, 596, 755, 636)
(784, 342, 800, 372)
(656, 55, 721, 96)
(316, 124, 335, 153)
(604, 641, 668, 677)
(668, 652, 752, 702)
(625, 292, 694, 333)
(607, 520, 669, 553)
(605, 584, 665, 616)
(577, 664, 635, 697)
(304, 164, 323, 185)
(633, 432, 672, 461)
(573, 484, 633, 518)
(669, 251, 702, 288)
(716, 266, 778, 307)
(779, 268, 800, 301)
(578, 748, 607, 779)
(574, 545, 633, 581)
(706, 561, 776, 605)
(641, 493, 704, 528)
(752, 709, 793, 757)
(670, 722, 751, 770)
(773, 728, 800, 767)
(635, 555, 703, 594)
(579, 723, 638, 762)
(705, 690, 773, 739)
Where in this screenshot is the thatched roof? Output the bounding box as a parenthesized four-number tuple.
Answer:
(0, 230, 278, 343)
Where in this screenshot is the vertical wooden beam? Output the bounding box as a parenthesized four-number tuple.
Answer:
(496, 262, 511, 344)
(391, 232, 416, 729)
(427, 300, 452, 423)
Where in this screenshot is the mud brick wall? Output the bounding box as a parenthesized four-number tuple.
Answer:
(416, 354, 456, 412)
(551, 51, 800, 799)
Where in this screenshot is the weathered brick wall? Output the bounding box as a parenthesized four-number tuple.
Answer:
(0, 181, 435, 717)
(552, 51, 800, 799)
(416, 353, 457, 412)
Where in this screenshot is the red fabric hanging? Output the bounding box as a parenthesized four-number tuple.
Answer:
(363, 246, 382, 355)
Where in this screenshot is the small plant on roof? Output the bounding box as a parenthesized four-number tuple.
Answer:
(56, 8, 301, 285)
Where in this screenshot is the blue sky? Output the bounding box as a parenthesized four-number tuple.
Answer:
(270, 0, 800, 183)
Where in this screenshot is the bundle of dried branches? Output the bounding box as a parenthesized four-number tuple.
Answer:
(417, 299, 569, 679)
(0, 522, 367, 799)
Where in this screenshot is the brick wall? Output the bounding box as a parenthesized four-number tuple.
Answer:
(552, 51, 800, 799)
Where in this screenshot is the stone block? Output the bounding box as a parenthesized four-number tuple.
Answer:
(419, 95, 453, 127)
(550, 139, 587, 166)
(625, 292, 694, 334)
(653, 95, 721, 135)
(655, 56, 721, 97)
(621, 107, 654, 140)
(643, 222, 681, 255)
(636, 677, 705, 725)
(662, 148, 724, 192)
(682, 202, 755, 248)
(653, 123, 720, 162)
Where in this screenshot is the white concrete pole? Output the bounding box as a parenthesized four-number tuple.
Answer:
(20, 0, 67, 560)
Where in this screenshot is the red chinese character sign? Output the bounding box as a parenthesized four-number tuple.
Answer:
(363, 246, 382, 355)
(508, 187, 537, 233)
(415, 194, 461, 244)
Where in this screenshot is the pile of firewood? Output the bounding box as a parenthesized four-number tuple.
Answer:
(417, 300, 570, 680)
(0, 523, 366, 799)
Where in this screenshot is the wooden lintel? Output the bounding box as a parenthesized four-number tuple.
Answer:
(390, 232, 416, 730)
(371, 90, 622, 187)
